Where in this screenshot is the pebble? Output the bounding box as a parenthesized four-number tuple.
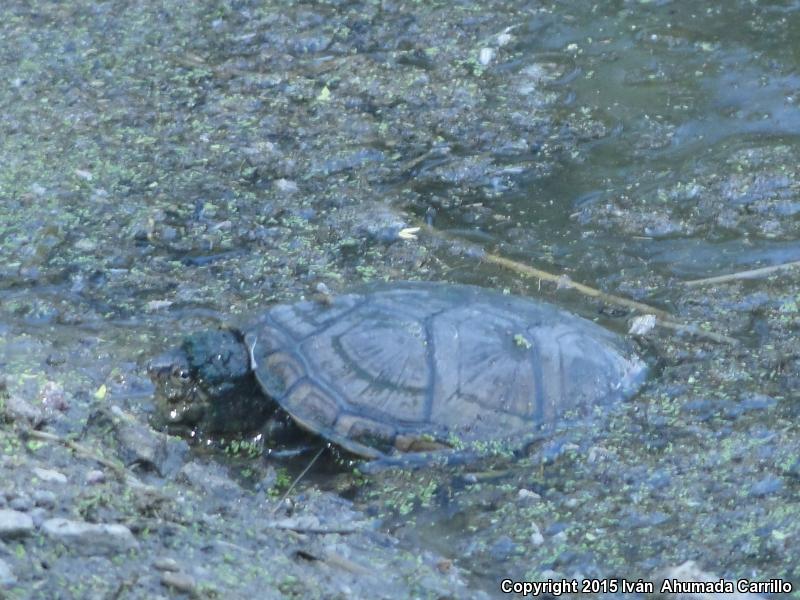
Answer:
(0, 509, 35, 539)
(9, 496, 32, 512)
(274, 178, 298, 193)
(629, 314, 657, 336)
(497, 29, 514, 47)
(177, 461, 241, 497)
(32, 467, 68, 484)
(41, 518, 138, 555)
(517, 488, 541, 503)
(153, 557, 180, 572)
(85, 470, 106, 485)
(93, 406, 188, 478)
(40, 381, 69, 412)
(529, 523, 545, 546)
(161, 571, 196, 594)
(0, 558, 15, 587)
(587, 445, 613, 463)
(2, 395, 43, 426)
(33, 490, 57, 508)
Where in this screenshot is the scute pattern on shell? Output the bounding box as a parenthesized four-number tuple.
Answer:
(249, 282, 646, 458)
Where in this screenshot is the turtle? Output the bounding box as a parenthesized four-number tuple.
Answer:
(148, 281, 647, 461)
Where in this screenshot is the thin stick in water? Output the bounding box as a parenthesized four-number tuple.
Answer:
(271, 446, 326, 515)
(684, 260, 800, 287)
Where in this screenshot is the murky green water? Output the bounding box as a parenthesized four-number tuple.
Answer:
(436, 1, 800, 289)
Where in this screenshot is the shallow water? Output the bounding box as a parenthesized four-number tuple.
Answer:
(432, 1, 800, 291)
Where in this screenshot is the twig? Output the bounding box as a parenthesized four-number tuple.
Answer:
(271, 446, 325, 515)
(420, 222, 670, 319)
(418, 223, 738, 345)
(683, 260, 800, 287)
(321, 550, 371, 575)
(268, 524, 363, 535)
(483, 251, 738, 344)
(23, 429, 128, 478)
(294, 548, 371, 574)
(483, 252, 673, 320)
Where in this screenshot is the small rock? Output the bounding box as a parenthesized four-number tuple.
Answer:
(145, 300, 173, 312)
(32, 468, 68, 484)
(478, 47, 495, 66)
(153, 557, 180, 572)
(552, 530, 568, 544)
(272, 515, 321, 531)
(74, 168, 93, 181)
(74, 238, 96, 251)
(530, 523, 545, 546)
(30, 182, 47, 195)
(41, 518, 138, 555)
(517, 488, 541, 503)
(587, 445, 614, 463)
(274, 178, 298, 193)
(40, 381, 69, 413)
(159, 226, 178, 241)
(177, 461, 241, 497)
(0, 509, 35, 539)
(33, 490, 58, 508)
(2, 395, 43, 426)
(161, 571, 196, 594)
(629, 314, 657, 336)
(497, 30, 514, 47)
(85, 470, 106, 485)
(86, 407, 188, 477)
(9, 496, 31, 512)
(0, 557, 15, 587)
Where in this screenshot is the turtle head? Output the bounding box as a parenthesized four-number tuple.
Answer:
(148, 328, 274, 435)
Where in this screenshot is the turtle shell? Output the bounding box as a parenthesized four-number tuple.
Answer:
(248, 282, 646, 459)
